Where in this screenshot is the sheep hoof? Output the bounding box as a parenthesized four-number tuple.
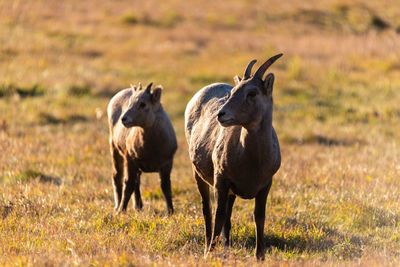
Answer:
(167, 208, 174, 215)
(256, 251, 265, 261)
(135, 205, 143, 211)
(115, 208, 126, 215)
(203, 247, 211, 259)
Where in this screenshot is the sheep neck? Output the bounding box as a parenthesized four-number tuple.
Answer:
(141, 112, 163, 136)
(238, 110, 273, 170)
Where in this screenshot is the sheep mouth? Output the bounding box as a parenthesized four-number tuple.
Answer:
(218, 118, 236, 127)
(121, 120, 136, 128)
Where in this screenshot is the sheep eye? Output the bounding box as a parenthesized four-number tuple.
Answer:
(139, 102, 146, 108)
(247, 91, 257, 98)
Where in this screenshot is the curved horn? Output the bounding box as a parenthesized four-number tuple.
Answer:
(253, 53, 283, 80)
(145, 82, 153, 93)
(243, 59, 257, 80)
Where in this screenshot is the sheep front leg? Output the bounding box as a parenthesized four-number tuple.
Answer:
(159, 161, 174, 214)
(111, 146, 124, 211)
(133, 171, 143, 210)
(117, 158, 139, 213)
(254, 179, 272, 260)
(208, 177, 229, 254)
(223, 194, 236, 248)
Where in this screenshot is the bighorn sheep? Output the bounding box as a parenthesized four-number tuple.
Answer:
(107, 82, 177, 214)
(184, 54, 282, 260)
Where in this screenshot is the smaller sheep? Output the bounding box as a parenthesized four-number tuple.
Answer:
(107, 82, 177, 214)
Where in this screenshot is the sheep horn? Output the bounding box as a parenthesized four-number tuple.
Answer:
(253, 53, 283, 80)
(243, 59, 257, 80)
(145, 82, 153, 93)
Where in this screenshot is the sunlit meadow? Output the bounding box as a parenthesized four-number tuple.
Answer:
(1, 0, 400, 265)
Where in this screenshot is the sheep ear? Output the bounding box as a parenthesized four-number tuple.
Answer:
(233, 75, 242, 85)
(151, 85, 162, 104)
(263, 73, 274, 95)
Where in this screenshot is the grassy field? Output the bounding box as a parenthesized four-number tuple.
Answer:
(1, 0, 400, 265)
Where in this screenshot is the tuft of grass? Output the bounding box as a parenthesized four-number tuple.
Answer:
(223, 15, 239, 29)
(0, 83, 46, 98)
(66, 84, 91, 96)
(37, 112, 88, 125)
(204, 13, 239, 29)
(206, 13, 218, 26)
(288, 4, 392, 33)
(16, 169, 43, 183)
(332, 238, 363, 260)
(159, 10, 183, 28)
(370, 15, 390, 30)
(12, 169, 62, 185)
(120, 12, 139, 25)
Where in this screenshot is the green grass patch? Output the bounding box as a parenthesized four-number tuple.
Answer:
(120, 12, 139, 25)
(0, 83, 47, 98)
(12, 169, 62, 185)
(1, 0, 400, 265)
(66, 84, 91, 96)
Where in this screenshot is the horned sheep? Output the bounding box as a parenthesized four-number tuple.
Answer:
(184, 54, 283, 260)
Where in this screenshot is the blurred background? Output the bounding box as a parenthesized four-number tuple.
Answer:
(0, 0, 400, 265)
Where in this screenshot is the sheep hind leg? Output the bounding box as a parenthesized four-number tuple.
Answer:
(223, 194, 236, 249)
(254, 179, 272, 261)
(111, 146, 124, 211)
(194, 169, 212, 255)
(159, 161, 174, 214)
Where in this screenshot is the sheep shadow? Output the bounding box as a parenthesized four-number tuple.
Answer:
(171, 218, 364, 260)
(234, 218, 365, 259)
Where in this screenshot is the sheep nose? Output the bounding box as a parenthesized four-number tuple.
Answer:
(121, 116, 127, 123)
(217, 111, 225, 120)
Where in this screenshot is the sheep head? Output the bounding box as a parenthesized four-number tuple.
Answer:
(121, 82, 163, 128)
(217, 53, 282, 129)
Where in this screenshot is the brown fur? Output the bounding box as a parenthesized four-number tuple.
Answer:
(107, 83, 177, 214)
(184, 54, 282, 260)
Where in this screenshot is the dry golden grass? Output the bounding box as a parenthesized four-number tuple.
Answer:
(1, 0, 400, 266)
